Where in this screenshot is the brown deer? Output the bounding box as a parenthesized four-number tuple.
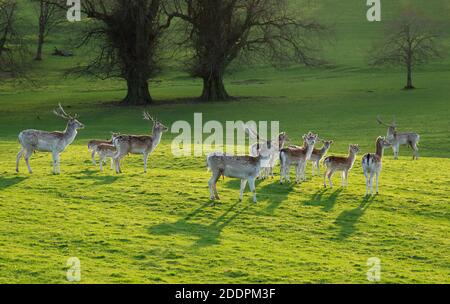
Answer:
(323, 144, 360, 189)
(309, 140, 333, 176)
(113, 111, 168, 173)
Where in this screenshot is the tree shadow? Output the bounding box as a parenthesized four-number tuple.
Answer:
(0, 176, 28, 190)
(148, 201, 250, 248)
(304, 188, 343, 212)
(333, 196, 375, 241)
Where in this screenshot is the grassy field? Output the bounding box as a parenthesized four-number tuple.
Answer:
(0, 0, 449, 283)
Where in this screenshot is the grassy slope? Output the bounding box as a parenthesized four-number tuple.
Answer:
(0, 0, 449, 283)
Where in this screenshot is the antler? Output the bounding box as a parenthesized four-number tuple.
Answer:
(376, 115, 391, 127)
(53, 103, 72, 120)
(143, 110, 156, 123)
(244, 124, 264, 142)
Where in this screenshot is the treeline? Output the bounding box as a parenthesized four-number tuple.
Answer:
(0, 0, 445, 104)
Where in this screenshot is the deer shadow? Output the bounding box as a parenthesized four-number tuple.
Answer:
(333, 196, 375, 241)
(75, 169, 121, 186)
(304, 188, 343, 212)
(224, 178, 295, 214)
(0, 176, 28, 190)
(148, 201, 249, 248)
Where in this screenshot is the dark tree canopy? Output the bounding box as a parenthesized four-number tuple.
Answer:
(64, 0, 173, 105)
(371, 8, 443, 89)
(168, 0, 328, 101)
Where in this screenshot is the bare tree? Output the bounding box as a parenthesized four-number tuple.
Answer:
(59, 0, 174, 105)
(32, 0, 63, 61)
(370, 8, 443, 90)
(0, 0, 26, 76)
(167, 0, 327, 101)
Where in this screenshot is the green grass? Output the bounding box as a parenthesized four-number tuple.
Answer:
(0, 0, 449, 283)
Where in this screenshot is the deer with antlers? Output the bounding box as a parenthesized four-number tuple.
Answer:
(362, 136, 391, 196)
(377, 115, 420, 160)
(16, 104, 84, 174)
(279, 132, 318, 184)
(113, 111, 168, 174)
(249, 130, 289, 180)
(323, 144, 360, 189)
(207, 126, 272, 203)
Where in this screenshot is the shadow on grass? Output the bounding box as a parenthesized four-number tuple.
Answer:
(0, 176, 28, 190)
(333, 196, 375, 240)
(75, 169, 121, 185)
(304, 188, 343, 212)
(148, 201, 250, 248)
(259, 181, 295, 215)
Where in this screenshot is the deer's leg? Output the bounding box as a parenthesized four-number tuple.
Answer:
(51, 151, 58, 174)
(110, 157, 114, 169)
(248, 176, 257, 203)
(393, 144, 399, 160)
(91, 149, 97, 165)
(24, 149, 33, 174)
(143, 153, 150, 173)
(324, 169, 329, 188)
(16, 148, 24, 173)
(369, 172, 375, 195)
(376, 172, 380, 194)
(316, 161, 321, 176)
(345, 170, 349, 187)
(208, 171, 221, 200)
(364, 170, 370, 196)
(327, 170, 334, 189)
(412, 143, 419, 160)
(239, 179, 248, 201)
(99, 155, 105, 171)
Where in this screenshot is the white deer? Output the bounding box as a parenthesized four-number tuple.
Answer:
(323, 144, 360, 189)
(95, 144, 117, 171)
(113, 111, 168, 174)
(279, 132, 318, 184)
(377, 115, 420, 160)
(16, 104, 84, 174)
(206, 145, 271, 203)
(249, 130, 289, 179)
(362, 136, 391, 196)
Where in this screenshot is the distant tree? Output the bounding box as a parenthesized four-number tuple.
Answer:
(370, 8, 443, 90)
(168, 0, 328, 101)
(62, 0, 174, 105)
(0, 0, 27, 76)
(32, 0, 63, 61)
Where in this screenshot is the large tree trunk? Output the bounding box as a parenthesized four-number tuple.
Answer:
(200, 71, 230, 101)
(35, 0, 45, 61)
(405, 55, 414, 89)
(122, 76, 152, 105)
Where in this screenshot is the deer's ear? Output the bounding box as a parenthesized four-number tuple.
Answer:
(330, 140, 334, 144)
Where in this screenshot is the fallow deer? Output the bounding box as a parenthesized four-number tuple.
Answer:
(87, 133, 120, 165)
(323, 144, 360, 189)
(377, 115, 420, 160)
(249, 131, 289, 179)
(279, 132, 318, 184)
(206, 146, 271, 203)
(16, 104, 84, 174)
(113, 111, 168, 174)
(309, 140, 334, 176)
(95, 144, 117, 171)
(362, 136, 391, 196)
